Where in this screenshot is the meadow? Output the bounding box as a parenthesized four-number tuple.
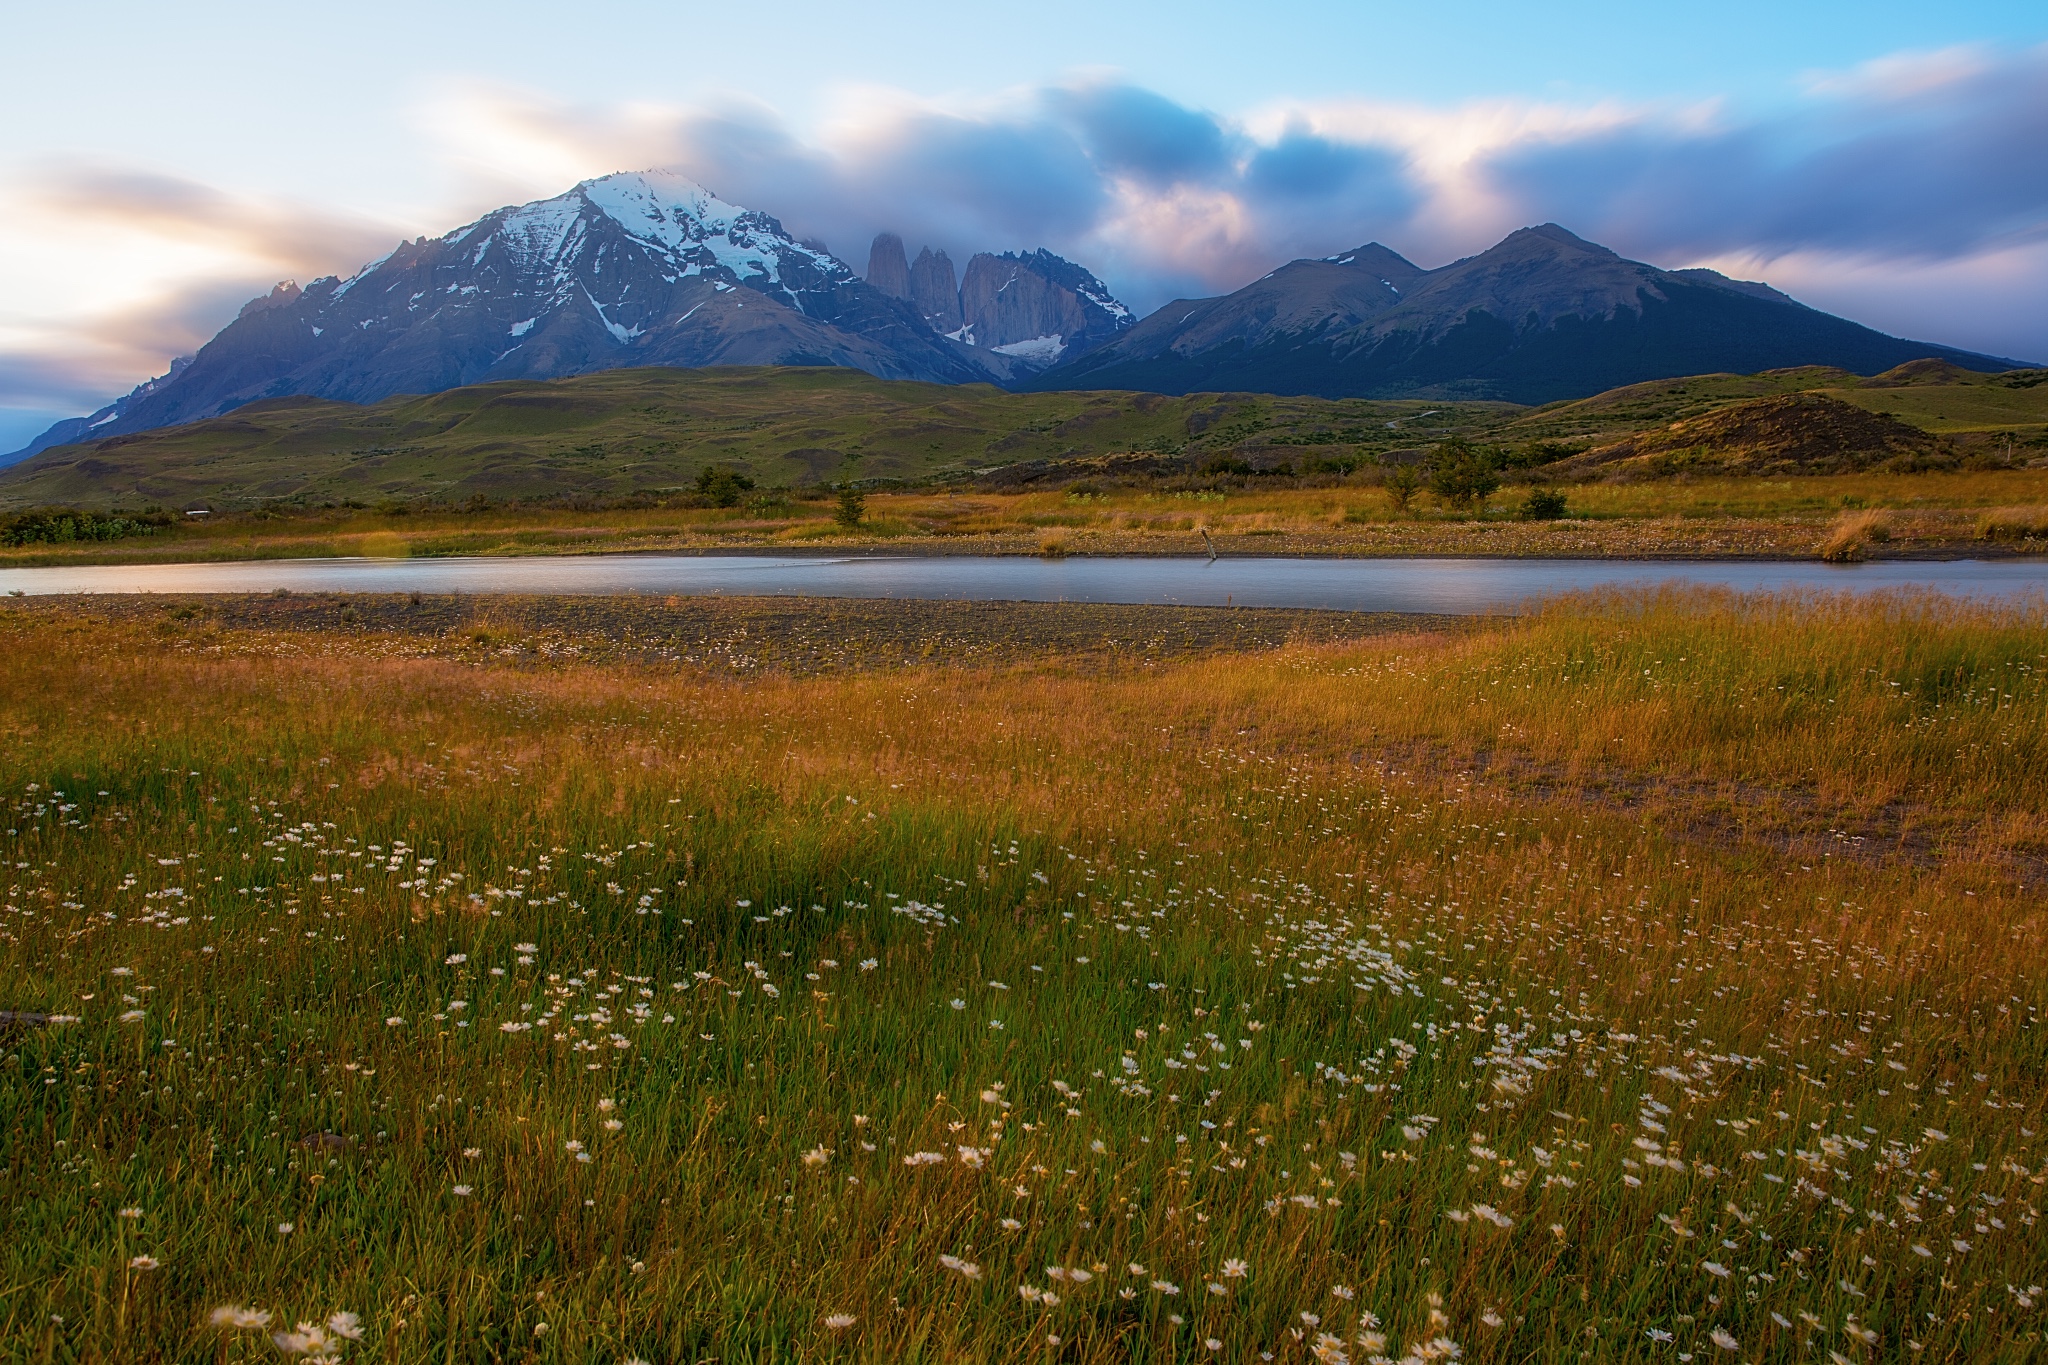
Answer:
(6, 465, 2048, 570)
(3, 588, 2046, 1362)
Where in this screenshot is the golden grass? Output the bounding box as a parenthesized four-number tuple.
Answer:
(1, 590, 2045, 1361)
(1818, 509, 1892, 563)
(1979, 507, 2048, 543)
(8, 467, 2048, 569)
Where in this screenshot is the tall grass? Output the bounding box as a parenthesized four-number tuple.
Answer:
(1, 590, 2044, 1362)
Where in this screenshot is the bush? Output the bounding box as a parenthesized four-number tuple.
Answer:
(1384, 465, 1421, 513)
(1426, 438, 1500, 511)
(0, 506, 174, 546)
(695, 465, 755, 508)
(1521, 487, 1569, 521)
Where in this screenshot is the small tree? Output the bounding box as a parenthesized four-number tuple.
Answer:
(835, 485, 867, 529)
(1384, 464, 1420, 514)
(1427, 438, 1500, 512)
(696, 464, 754, 508)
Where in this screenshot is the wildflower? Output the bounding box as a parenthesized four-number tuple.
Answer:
(209, 1306, 272, 1330)
(1481, 1309, 1504, 1328)
(277, 1223, 294, 1235)
(1646, 1328, 1674, 1342)
(1207, 1340, 1223, 1351)
(802, 1146, 831, 1169)
(128, 1255, 159, 1270)
(1701, 1261, 1731, 1278)
(1207, 1282, 1227, 1295)
(384, 1016, 405, 1027)
(603, 1119, 624, 1132)
(1223, 1258, 1248, 1278)
(1000, 1218, 1023, 1231)
(1331, 1284, 1355, 1300)
(938, 1254, 982, 1280)
(272, 1323, 331, 1355)
(326, 1313, 364, 1341)
(118, 1010, 146, 1023)
(118, 1207, 143, 1219)
(1312, 1333, 1350, 1364)
(462, 1147, 481, 1158)
(823, 1313, 856, 1330)
(1710, 1327, 1740, 1351)
(452, 1185, 473, 1196)
(443, 953, 467, 965)
(1845, 1320, 1879, 1346)
(1152, 1280, 1181, 1295)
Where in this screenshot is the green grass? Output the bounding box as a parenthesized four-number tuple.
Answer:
(0, 368, 1511, 513)
(2, 590, 2046, 1361)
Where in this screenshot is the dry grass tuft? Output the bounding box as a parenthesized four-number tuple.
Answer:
(1817, 506, 1891, 561)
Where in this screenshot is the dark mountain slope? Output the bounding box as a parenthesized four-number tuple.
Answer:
(1033, 225, 2026, 403)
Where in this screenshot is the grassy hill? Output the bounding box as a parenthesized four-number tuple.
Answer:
(2, 360, 2043, 514)
(0, 367, 1510, 511)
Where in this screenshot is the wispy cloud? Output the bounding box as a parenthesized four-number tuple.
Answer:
(5, 43, 2044, 427)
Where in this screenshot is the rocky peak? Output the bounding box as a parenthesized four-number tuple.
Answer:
(238, 280, 303, 317)
(958, 249, 1132, 364)
(866, 233, 911, 298)
(909, 248, 964, 334)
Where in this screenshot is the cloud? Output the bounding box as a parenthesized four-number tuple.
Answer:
(6, 45, 2046, 427)
(0, 166, 401, 417)
(1483, 43, 2048, 262)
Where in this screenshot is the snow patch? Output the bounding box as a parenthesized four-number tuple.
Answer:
(990, 334, 1066, 365)
(509, 318, 536, 338)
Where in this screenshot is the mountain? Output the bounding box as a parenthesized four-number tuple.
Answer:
(861, 235, 1133, 372)
(19, 171, 1004, 454)
(1029, 224, 2028, 403)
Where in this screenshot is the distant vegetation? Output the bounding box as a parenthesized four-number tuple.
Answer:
(0, 505, 173, 546)
(7, 360, 2042, 516)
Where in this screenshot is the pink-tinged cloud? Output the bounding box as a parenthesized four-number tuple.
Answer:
(4, 46, 2044, 428)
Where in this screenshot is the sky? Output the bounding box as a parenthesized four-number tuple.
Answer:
(3, 0, 2046, 450)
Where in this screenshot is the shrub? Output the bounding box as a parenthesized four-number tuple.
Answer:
(696, 465, 755, 508)
(0, 506, 173, 546)
(834, 486, 867, 529)
(1427, 438, 1500, 511)
(1521, 486, 1569, 521)
(1384, 465, 1421, 513)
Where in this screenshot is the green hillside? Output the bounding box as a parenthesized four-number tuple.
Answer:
(0, 366, 1511, 511)
(4, 360, 2042, 513)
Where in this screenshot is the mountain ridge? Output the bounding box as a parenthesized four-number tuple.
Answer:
(1028, 224, 2027, 404)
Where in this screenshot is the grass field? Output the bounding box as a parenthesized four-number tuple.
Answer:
(3, 589, 2045, 1361)
(4, 363, 2044, 519)
(6, 467, 2048, 569)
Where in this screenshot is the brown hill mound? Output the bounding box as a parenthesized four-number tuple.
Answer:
(1558, 392, 1944, 478)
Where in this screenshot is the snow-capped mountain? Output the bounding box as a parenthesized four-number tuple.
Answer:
(38, 171, 1001, 447)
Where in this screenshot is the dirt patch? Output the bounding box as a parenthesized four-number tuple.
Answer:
(8, 593, 1473, 677)
(1564, 393, 1944, 478)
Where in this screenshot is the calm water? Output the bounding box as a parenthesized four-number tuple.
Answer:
(2, 554, 2043, 615)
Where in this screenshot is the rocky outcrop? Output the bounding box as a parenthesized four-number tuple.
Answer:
(957, 250, 1133, 367)
(909, 248, 964, 335)
(865, 233, 911, 298)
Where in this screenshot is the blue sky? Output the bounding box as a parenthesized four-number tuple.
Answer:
(3, 0, 2046, 448)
